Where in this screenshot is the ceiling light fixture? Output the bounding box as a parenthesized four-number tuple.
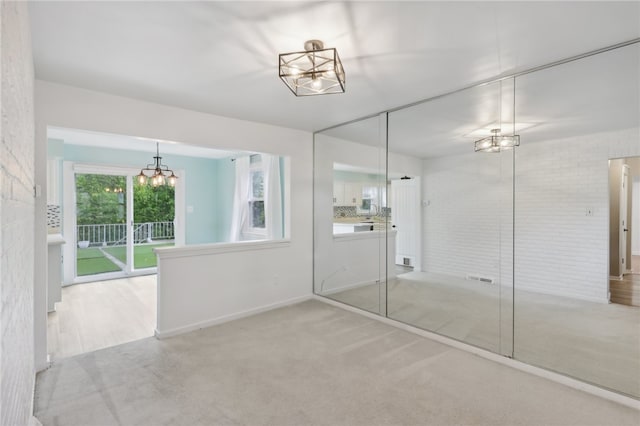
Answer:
(279, 39, 345, 96)
(474, 128, 520, 152)
(136, 142, 178, 187)
(475, 79, 520, 153)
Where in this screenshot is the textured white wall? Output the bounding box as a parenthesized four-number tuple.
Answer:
(421, 127, 639, 303)
(515, 128, 640, 302)
(422, 150, 514, 286)
(1, 1, 36, 425)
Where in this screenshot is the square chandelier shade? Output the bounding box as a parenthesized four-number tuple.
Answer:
(474, 131, 520, 153)
(279, 43, 345, 96)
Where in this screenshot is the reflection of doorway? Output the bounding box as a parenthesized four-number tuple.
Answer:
(390, 177, 421, 270)
(609, 157, 640, 307)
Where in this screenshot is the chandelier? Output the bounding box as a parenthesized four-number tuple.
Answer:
(474, 129, 520, 152)
(475, 79, 520, 153)
(279, 39, 345, 96)
(136, 142, 178, 187)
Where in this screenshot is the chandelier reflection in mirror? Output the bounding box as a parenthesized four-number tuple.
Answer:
(136, 142, 178, 187)
(279, 39, 345, 96)
(475, 79, 520, 153)
(474, 129, 520, 153)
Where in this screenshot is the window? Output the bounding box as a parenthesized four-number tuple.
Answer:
(247, 155, 266, 233)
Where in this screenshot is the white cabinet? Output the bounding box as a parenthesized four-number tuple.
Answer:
(333, 182, 362, 206)
(333, 182, 345, 205)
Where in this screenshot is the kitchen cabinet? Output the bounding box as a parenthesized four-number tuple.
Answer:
(333, 182, 362, 206)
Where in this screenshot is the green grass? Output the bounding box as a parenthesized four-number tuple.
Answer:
(104, 243, 173, 269)
(76, 248, 121, 276)
(77, 243, 173, 277)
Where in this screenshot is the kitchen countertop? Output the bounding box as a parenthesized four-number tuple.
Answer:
(332, 216, 388, 224)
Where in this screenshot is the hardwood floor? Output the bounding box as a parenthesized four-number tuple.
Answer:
(47, 275, 156, 360)
(609, 255, 640, 307)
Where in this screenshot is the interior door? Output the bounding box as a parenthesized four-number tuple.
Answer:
(391, 178, 420, 269)
(620, 165, 630, 274)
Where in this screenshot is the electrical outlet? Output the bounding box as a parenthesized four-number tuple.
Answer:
(585, 207, 594, 216)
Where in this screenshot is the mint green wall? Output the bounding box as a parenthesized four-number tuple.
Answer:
(215, 158, 235, 243)
(55, 142, 225, 245)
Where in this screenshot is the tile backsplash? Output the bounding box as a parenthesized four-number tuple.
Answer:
(333, 206, 391, 218)
(47, 204, 61, 231)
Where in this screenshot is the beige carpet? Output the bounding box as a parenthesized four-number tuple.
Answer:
(326, 271, 640, 398)
(35, 300, 639, 426)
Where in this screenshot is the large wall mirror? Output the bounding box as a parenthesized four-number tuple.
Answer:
(513, 42, 640, 398)
(313, 41, 640, 399)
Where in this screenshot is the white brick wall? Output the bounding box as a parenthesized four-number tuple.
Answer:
(422, 150, 514, 288)
(1, 1, 36, 425)
(421, 127, 639, 303)
(515, 128, 639, 302)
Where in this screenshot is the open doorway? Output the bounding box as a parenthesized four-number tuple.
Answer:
(609, 156, 640, 306)
(74, 171, 175, 281)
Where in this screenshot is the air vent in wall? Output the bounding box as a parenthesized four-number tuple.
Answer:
(465, 274, 496, 285)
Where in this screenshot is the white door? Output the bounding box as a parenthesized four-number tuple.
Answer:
(391, 178, 421, 269)
(620, 165, 630, 274)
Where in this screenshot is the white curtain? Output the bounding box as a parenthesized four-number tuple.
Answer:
(263, 154, 283, 240)
(229, 156, 250, 242)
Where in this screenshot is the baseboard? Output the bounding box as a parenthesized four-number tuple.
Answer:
(155, 294, 313, 339)
(313, 294, 640, 411)
(320, 277, 395, 296)
(610, 275, 624, 281)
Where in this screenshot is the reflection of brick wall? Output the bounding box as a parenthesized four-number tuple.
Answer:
(47, 204, 61, 229)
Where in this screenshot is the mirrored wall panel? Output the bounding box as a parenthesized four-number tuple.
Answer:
(387, 79, 515, 356)
(513, 43, 640, 398)
(314, 114, 388, 315)
(313, 40, 640, 399)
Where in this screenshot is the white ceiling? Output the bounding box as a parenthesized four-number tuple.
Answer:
(29, 1, 640, 133)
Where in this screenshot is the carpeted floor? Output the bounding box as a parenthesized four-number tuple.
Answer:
(35, 300, 639, 426)
(327, 271, 640, 398)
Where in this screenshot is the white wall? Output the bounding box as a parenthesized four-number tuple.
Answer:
(421, 127, 639, 303)
(515, 128, 639, 302)
(422, 150, 514, 289)
(1, 2, 36, 425)
(34, 81, 313, 356)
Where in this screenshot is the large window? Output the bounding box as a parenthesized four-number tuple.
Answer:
(230, 152, 287, 242)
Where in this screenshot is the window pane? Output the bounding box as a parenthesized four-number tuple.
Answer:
(252, 171, 264, 198)
(251, 201, 265, 228)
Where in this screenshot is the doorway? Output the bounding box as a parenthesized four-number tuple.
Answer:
(609, 157, 640, 307)
(390, 177, 421, 270)
(66, 165, 176, 284)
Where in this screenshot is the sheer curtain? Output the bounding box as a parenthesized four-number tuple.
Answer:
(229, 156, 250, 242)
(263, 154, 283, 240)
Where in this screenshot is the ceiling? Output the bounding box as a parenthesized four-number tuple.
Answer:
(29, 1, 640, 133)
(323, 42, 640, 159)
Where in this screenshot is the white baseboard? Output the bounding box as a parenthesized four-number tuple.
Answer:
(320, 277, 396, 296)
(314, 294, 640, 411)
(154, 294, 312, 339)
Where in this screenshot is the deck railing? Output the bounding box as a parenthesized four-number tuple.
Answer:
(77, 221, 174, 247)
